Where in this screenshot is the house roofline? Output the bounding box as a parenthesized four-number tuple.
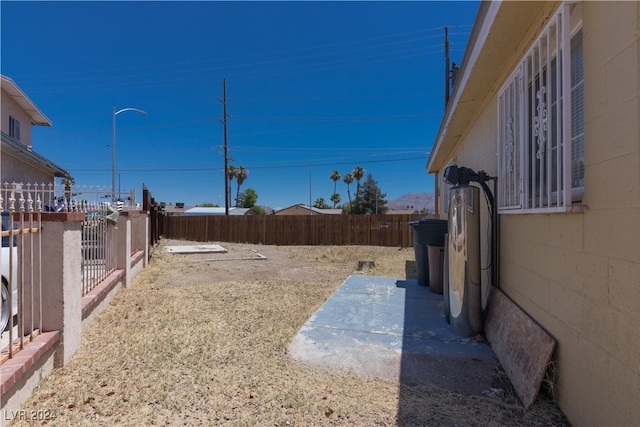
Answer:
(1, 132, 67, 177)
(1, 75, 52, 127)
(274, 204, 342, 214)
(426, 1, 500, 174)
(426, 1, 561, 175)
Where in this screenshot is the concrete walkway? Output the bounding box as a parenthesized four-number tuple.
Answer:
(290, 275, 498, 395)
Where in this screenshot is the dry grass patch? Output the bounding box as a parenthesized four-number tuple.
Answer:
(11, 240, 569, 426)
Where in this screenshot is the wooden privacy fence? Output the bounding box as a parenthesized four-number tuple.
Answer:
(142, 185, 163, 251)
(163, 214, 427, 247)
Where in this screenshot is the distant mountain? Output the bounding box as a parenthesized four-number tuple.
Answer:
(387, 192, 435, 212)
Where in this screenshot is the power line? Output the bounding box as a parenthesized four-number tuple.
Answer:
(17, 24, 471, 84)
(66, 155, 429, 173)
(20, 29, 472, 94)
(229, 146, 425, 153)
(231, 93, 439, 101)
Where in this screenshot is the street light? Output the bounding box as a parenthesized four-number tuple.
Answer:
(112, 107, 147, 202)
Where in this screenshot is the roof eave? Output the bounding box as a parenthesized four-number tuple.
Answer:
(426, 1, 562, 175)
(426, 1, 500, 174)
(1, 132, 67, 177)
(1, 75, 52, 127)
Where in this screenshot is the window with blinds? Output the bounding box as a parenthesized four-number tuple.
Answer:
(498, 3, 583, 213)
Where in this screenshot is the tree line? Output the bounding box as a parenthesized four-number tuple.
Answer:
(199, 164, 388, 215)
(318, 166, 388, 214)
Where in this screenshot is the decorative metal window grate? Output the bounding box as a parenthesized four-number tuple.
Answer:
(498, 3, 583, 213)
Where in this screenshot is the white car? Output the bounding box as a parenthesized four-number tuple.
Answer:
(1, 212, 18, 333)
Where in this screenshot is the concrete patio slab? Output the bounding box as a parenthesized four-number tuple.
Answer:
(290, 275, 499, 395)
(164, 244, 227, 254)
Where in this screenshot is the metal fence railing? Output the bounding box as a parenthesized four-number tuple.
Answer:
(1, 182, 143, 362)
(81, 203, 116, 296)
(1, 183, 44, 362)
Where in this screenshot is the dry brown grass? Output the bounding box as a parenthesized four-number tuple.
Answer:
(11, 240, 570, 426)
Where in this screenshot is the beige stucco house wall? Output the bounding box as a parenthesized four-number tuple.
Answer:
(427, 2, 639, 426)
(1, 75, 67, 184)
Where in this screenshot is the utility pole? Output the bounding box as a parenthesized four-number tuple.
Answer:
(444, 27, 450, 107)
(444, 27, 459, 108)
(219, 79, 230, 215)
(309, 166, 312, 215)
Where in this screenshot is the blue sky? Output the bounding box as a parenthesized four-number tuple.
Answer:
(1, 1, 478, 210)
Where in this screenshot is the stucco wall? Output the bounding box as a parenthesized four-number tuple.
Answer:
(1, 88, 33, 145)
(1, 84, 58, 185)
(1, 151, 53, 184)
(436, 2, 640, 425)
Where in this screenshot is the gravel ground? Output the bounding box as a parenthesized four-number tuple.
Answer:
(10, 239, 570, 426)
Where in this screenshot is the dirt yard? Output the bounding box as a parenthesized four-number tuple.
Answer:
(11, 239, 570, 426)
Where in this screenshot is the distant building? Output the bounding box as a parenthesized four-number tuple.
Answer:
(183, 207, 250, 216)
(385, 209, 419, 215)
(162, 205, 193, 216)
(273, 204, 342, 215)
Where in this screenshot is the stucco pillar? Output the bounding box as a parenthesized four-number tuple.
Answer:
(143, 213, 149, 267)
(115, 214, 131, 288)
(38, 212, 83, 367)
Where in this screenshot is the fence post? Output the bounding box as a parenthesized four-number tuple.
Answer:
(38, 212, 84, 367)
(144, 213, 149, 266)
(116, 213, 132, 288)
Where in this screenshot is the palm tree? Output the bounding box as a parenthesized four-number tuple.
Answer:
(61, 174, 75, 204)
(329, 170, 341, 208)
(330, 192, 341, 208)
(343, 173, 354, 212)
(61, 174, 75, 191)
(352, 166, 365, 198)
(352, 166, 365, 213)
(234, 166, 248, 207)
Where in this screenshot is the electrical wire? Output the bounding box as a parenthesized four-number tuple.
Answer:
(66, 155, 428, 173)
(18, 24, 472, 85)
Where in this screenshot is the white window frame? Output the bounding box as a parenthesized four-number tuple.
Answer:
(497, 2, 583, 214)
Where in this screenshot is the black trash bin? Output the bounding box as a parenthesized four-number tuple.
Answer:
(409, 219, 448, 287)
(427, 244, 445, 294)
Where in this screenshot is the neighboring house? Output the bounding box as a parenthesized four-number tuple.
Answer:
(427, 2, 639, 426)
(385, 209, 419, 215)
(182, 207, 250, 216)
(162, 205, 192, 216)
(1, 75, 67, 185)
(273, 204, 342, 215)
(163, 206, 252, 216)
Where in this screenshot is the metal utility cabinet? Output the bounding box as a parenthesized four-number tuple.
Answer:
(447, 185, 482, 337)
